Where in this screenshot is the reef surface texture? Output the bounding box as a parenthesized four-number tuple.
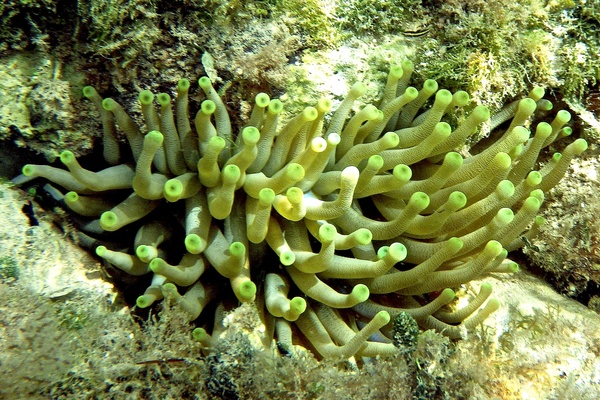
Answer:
(2, 0, 600, 398)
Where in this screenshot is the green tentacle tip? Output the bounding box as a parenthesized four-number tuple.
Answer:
(387, 242, 407, 262)
(164, 179, 183, 200)
(255, 92, 270, 107)
(389, 65, 403, 79)
(497, 180, 515, 198)
(318, 223, 337, 242)
(136, 295, 154, 309)
(238, 280, 257, 302)
(443, 151, 463, 168)
(201, 100, 216, 115)
(479, 282, 493, 292)
(95, 245, 107, 257)
(290, 297, 307, 314)
(146, 130, 164, 146)
(526, 171, 542, 186)
(157, 93, 171, 106)
(138, 90, 154, 105)
(242, 126, 260, 144)
(434, 122, 452, 138)
(222, 164, 241, 183)
(377, 245, 390, 259)
(317, 98, 332, 113)
(286, 163, 305, 181)
(535, 122, 552, 138)
(101, 98, 117, 111)
(161, 283, 178, 298)
(59, 150, 75, 165)
(561, 127, 573, 137)
(423, 79, 438, 94)
(571, 138, 588, 154)
(354, 228, 372, 245)
(22, 165, 35, 176)
(523, 196, 541, 211)
(473, 105, 490, 121)
(280, 250, 295, 266)
(375, 310, 391, 325)
(208, 135, 226, 150)
(493, 152, 511, 169)
(367, 154, 384, 170)
(453, 91, 470, 106)
(259, 188, 275, 205)
(448, 191, 467, 210)
(446, 237, 464, 253)
(393, 164, 412, 183)
(177, 78, 190, 92)
(537, 99, 553, 112)
(518, 98, 537, 114)
(198, 76, 212, 90)
(302, 106, 318, 121)
(404, 86, 419, 99)
(268, 99, 283, 114)
(534, 215, 546, 226)
(530, 188, 544, 202)
(507, 262, 520, 273)
(484, 240, 503, 257)
(512, 126, 531, 142)
(185, 234, 207, 254)
(192, 327, 209, 342)
(440, 288, 456, 302)
(529, 86, 545, 101)
(409, 191, 430, 211)
(65, 191, 79, 204)
(555, 110, 571, 124)
(136, 245, 152, 260)
(351, 284, 370, 303)
(82, 86, 97, 99)
(99, 211, 119, 231)
(350, 82, 367, 97)
(495, 208, 514, 226)
(286, 187, 303, 204)
(382, 131, 400, 147)
(402, 59, 414, 71)
(149, 258, 164, 273)
(229, 242, 246, 258)
(486, 298, 501, 312)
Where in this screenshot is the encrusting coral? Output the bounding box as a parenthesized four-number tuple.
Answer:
(13, 60, 587, 359)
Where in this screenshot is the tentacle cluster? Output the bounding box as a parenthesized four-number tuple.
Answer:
(14, 60, 586, 359)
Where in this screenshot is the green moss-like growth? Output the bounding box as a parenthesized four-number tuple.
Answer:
(412, 1, 551, 108)
(392, 311, 420, 351)
(0, 0, 58, 51)
(554, 3, 600, 103)
(56, 302, 90, 331)
(335, 0, 429, 38)
(78, 0, 161, 63)
(279, 0, 337, 48)
(332, 0, 600, 116)
(0, 256, 19, 280)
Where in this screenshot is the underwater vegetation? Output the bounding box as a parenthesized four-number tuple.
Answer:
(13, 59, 586, 359)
